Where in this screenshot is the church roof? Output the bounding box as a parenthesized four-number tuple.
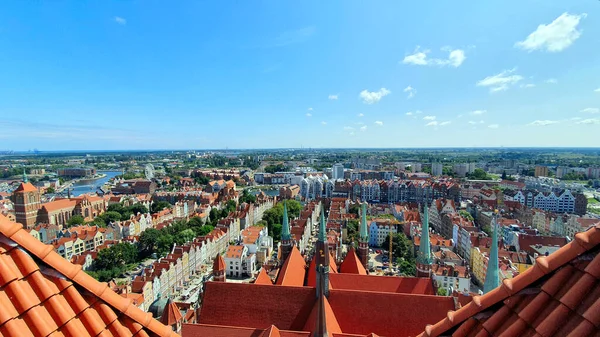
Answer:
(14, 181, 38, 193)
(302, 295, 342, 334)
(275, 246, 306, 287)
(0, 214, 178, 337)
(254, 267, 273, 285)
(213, 254, 226, 272)
(306, 254, 337, 288)
(339, 248, 367, 275)
(182, 323, 311, 336)
(159, 298, 183, 326)
(329, 274, 434, 295)
(421, 222, 600, 337)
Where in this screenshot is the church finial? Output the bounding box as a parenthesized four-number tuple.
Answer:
(416, 203, 433, 277)
(23, 169, 28, 183)
(359, 202, 368, 242)
(319, 206, 326, 242)
(484, 211, 501, 293)
(282, 201, 291, 241)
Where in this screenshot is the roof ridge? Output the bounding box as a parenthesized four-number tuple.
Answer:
(422, 224, 600, 337)
(0, 213, 179, 337)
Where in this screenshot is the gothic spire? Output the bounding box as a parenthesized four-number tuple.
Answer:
(314, 286, 329, 337)
(23, 169, 28, 183)
(282, 200, 291, 241)
(484, 211, 500, 293)
(359, 202, 368, 242)
(318, 205, 326, 242)
(416, 203, 433, 266)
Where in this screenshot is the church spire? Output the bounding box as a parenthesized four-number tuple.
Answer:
(315, 206, 330, 298)
(484, 211, 500, 293)
(359, 202, 368, 242)
(314, 288, 329, 337)
(318, 205, 327, 243)
(357, 202, 369, 267)
(23, 169, 28, 183)
(416, 203, 433, 277)
(282, 201, 291, 241)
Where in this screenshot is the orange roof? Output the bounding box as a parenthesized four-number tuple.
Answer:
(302, 296, 342, 334)
(339, 248, 367, 275)
(329, 274, 434, 295)
(14, 182, 38, 193)
(275, 246, 306, 287)
(213, 254, 226, 272)
(40, 198, 78, 212)
(0, 213, 179, 337)
(306, 254, 338, 288)
(226, 245, 244, 259)
(254, 268, 273, 285)
(421, 222, 600, 337)
(160, 299, 183, 326)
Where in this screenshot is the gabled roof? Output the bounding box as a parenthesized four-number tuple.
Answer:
(160, 298, 183, 326)
(306, 254, 338, 288)
(302, 295, 342, 334)
(14, 182, 38, 193)
(275, 246, 306, 287)
(0, 213, 178, 337)
(421, 223, 600, 337)
(254, 268, 273, 285)
(339, 248, 367, 275)
(182, 324, 311, 337)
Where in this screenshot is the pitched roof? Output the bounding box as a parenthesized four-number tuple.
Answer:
(254, 268, 273, 285)
(421, 223, 600, 337)
(0, 213, 178, 337)
(306, 254, 338, 288)
(198, 282, 315, 331)
(302, 296, 342, 334)
(339, 248, 367, 275)
(14, 182, 38, 193)
(328, 289, 454, 336)
(213, 254, 226, 272)
(275, 246, 306, 287)
(159, 298, 183, 326)
(40, 199, 78, 212)
(329, 274, 434, 295)
(182, 324, 311, 337)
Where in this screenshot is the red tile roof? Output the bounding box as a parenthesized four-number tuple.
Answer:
(329, 274, 435, 295)
(0, 213, 178, 337)
(182, 324, 311, 337)
(14, 182, 38, 193)
(339, 248, 367, 275)
(254, 268, 273, 285)
(302, 296, 342, 334)
(160, 299, 183, 326)
(421, 222, 600, 337)
(275, 246, 306, 287)
(306, 254, 338, 288)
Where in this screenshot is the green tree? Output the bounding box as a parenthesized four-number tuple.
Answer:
(437, 287, 448, 296)
(66, 215, 85, 227)
(103, 211, 122, 223)
(138, 228, 161, 256)
(239, 189, 256, 204)
(129, 203, 149, 215)
(459, 210, 474, 221)
(175, 229, 196, 245)
(501, 171, 507, 180)
(197, 225, 214, 236)
(156, 234, 174, 257)
(346, 219, 359, 244)
(272, 223, 283, 241)
(46, 186, 55, 194)
(151, 201, 172, 213)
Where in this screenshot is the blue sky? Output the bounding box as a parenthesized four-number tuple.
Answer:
(1, 1, 599, 150)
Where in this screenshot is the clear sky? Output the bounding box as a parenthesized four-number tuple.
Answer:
(1, 1, 599, 151)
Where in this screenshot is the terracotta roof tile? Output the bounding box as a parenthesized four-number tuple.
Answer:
(339, 248, 367, 275)
(329, 274, 434, 295)
(254, 268, 273, 285)
(423, 223, 600, 337)
(14, 182, 38, 193)
(0, 213, 179, 337)
(275, 246, 306, 287)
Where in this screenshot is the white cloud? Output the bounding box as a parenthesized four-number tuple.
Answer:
(468, 120, 486, 125)
(595, 88, 600, 93)
(402, 46, 466, 67)
(571, 117, 582, 121)
(425, 121, 438, 127)
(328, 94, 338, 100)
(308, 107, 313, 111)
(581, 108, 599, 114)
(403, 86, 417, 99)
(477, 68, 523, 92)
(358, 113, 364, 117)
(545, 78, 558, 84)
(359, 88, 391, 104)
(439, 121, 451, 126)
(321, 121, 327, 125)
(349, 131, 355, 136)
(470, 110, 486, 116)
(528, 120, 559, 126)
(520, 83, 536, 88)
(488, 124, 500, 129)
(306, 113, 312, 117)
(374, 121, 384, 126)
(576, 118, 600, 125)
(343, 126, 354, 131)
(423, 116, 436, 121)
(515, 13, 586, 52)
(360, 125, 368, 131)
(406, 112, 414, 116)
(114, 16, 127, 25)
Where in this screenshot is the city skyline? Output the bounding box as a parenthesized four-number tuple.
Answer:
(1, 1, 599, 150)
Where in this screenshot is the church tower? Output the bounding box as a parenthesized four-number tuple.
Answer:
(12, 170, 41, 229)
(357, 202, 369, 268)
(416, 203, 433, 277)
(314, 206, 331, 336)
(483, 211, 500, 293)
(280, 201, 293, 263)
(213, 254, 226, 282)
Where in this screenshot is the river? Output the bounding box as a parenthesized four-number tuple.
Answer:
(70, 171, 121, 196)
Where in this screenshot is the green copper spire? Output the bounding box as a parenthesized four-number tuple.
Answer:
(318, 206, 326, 242)
(360, 202, 368, 242)
(484, 212, 500, 294)
(416, 203, 433, 266)
(23, 169, 28, 183)
(281, 201, 291, 241)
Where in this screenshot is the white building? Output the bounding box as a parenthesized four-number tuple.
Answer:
(368, 220, 398, 247)
(432, 163, 443, 177)
(300, 175, 329, 201)
(332, 164, 345, 180)
(533, 190, 575, 214)
(224, 245, 256, 278)
(431, 264, 471, 294)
